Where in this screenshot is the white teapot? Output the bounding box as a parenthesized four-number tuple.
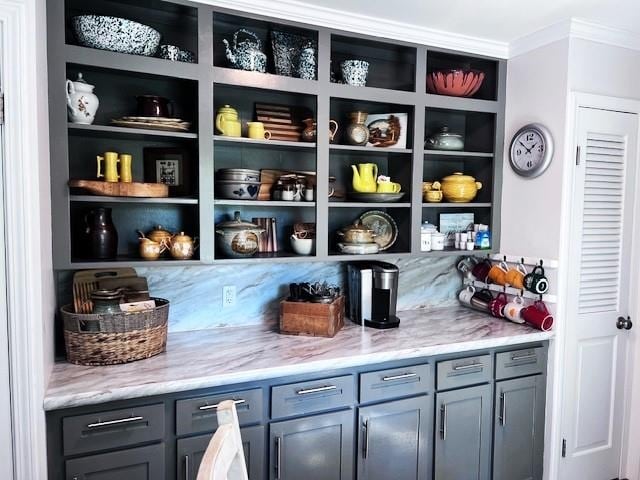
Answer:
(66, 73, 99, 124)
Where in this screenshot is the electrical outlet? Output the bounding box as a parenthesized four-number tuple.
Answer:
(223, 285, 236, 308)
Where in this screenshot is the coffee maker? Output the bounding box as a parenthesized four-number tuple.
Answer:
(347, 262, 400, 328)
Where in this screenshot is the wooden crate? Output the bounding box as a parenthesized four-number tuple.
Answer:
(279, 295, 345, 338)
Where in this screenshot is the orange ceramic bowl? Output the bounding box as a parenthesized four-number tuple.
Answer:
(427, 69, 485, 97)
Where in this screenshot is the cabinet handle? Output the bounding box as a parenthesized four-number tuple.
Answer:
(499, 392, 507, 426)
(198, 399, 246, 411)
(296, 385, 337, 395)
(275, 436, 282, 480)
(511, 353, 537, 362)
(86, 415, 144, 429)
(382, 372, 417, 382)
(362, 419, 370, 459)
(440, 404, 447, 440)
(453, 362, 484, 372)
(184, 454, 190, 480)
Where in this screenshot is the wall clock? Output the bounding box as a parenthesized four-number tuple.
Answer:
(509, 123, 554, 178)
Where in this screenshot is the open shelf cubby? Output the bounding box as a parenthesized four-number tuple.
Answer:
(49, 0, 505, 268)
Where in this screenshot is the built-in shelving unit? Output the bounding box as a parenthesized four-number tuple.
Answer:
(48, 0, 505, 269)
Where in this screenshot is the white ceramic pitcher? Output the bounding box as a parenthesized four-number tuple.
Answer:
(66, 73, 99, 124)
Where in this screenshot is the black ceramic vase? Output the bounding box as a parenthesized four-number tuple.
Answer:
(85, 207, 118, 259)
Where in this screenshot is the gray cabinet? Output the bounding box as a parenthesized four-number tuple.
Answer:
(434, 385, 491, 480)
(177, 425, 265, 480)
(493, 376, 545, 480)
(65, 443, 164, 480)
(357, 396, 431, 480)
(269, 409, 354, 480)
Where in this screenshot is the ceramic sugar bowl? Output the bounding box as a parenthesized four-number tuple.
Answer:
(440, 172, 483, 203)
(66, 73, 99, 124)
(170, 232, 197, 260)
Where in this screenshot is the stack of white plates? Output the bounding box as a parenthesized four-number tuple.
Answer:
(337, 242, 380, 255)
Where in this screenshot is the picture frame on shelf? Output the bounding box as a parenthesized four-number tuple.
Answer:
(439, 212, 474, 247)
(366, 112, 408, 149)
(143, 147, 192, 197)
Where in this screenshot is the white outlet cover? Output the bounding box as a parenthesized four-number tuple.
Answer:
(223, 285, 236, 308)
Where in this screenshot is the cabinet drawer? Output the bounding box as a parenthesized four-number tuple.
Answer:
(495, 347, 545, 380)
(176, 388, 262, 436)
(271, 375, 354, 419)
(65, 443, 164, 480)
(360, 364, 431, 403)
(437, 354, 492, 391)
(62, 403, 165, 457)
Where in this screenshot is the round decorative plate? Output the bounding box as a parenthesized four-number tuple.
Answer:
(358, 210, 398, 251)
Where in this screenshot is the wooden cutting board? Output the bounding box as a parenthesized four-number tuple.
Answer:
(68, 179, 169, 198)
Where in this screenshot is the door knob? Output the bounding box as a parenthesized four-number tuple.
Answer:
(617, 316, 633, 330)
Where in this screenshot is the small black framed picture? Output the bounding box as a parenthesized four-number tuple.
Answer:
(143, 147, 192, 197)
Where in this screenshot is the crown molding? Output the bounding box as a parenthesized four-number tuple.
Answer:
(202, 0, 510, 58)
(510, 18, 640, 58)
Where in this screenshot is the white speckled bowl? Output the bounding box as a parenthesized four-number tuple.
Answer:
(72, 15, 161, 56)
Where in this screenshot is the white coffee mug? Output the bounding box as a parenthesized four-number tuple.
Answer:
(458, 286, 476, 306)
(504, 296, 526, 323)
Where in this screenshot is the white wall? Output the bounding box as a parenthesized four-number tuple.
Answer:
(501, 39, 571, 260)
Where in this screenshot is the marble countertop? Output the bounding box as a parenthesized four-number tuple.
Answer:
(44, 306, 553, 410)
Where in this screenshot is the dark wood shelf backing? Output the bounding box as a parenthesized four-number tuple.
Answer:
(424, 150, 493, 158)
(70, 195, 199, 205)
(213, 135, 315, 149)
(214, 200, 316, 207)
(213, 67, 319, 95)
(328, 82, 416, 104)
(68, 123, 198, 139)
(65, 45, 199, 80)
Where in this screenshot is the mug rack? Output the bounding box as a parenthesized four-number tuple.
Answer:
(462, 279, 558, 304)
(475, 253, 559, 269)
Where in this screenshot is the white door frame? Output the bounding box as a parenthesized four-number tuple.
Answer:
(0, 0, 52, 479)
(558, 92, 640, 480)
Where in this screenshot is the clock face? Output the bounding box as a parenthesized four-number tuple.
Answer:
(509, 124, 553, 178)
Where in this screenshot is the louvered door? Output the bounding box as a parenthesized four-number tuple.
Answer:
(561, 107, 638, 480)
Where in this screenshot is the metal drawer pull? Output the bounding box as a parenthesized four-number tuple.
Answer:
(511, 353, 537, 362)
(362, 419, 370, 459)
(440, 404, 447, 440)
(198, 399, 246, 411)
(275, 436, 282, 480)
(453, 362, 484, 371)
(382, 372, 417, 381)
(87, 415, 144, 429)
(296, 385, 337, 395)
(499, 393, 507, 426)
(185, 454, 190, 479)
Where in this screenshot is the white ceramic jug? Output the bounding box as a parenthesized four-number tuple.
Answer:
(66, 73, 99, 124)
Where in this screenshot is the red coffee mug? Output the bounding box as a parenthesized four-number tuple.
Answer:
(471, 259, 492, 282)
(489, 292, 508, 318)
(521, 300, 554, 331)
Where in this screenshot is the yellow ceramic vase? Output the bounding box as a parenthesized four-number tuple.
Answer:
(440, 172, 483, 203)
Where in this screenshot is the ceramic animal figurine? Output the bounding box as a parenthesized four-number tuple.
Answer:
(66, 73, 99, 124)
(223, 29, 267, 73)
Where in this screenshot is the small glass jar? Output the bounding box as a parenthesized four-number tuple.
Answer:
(91, 289, 123, 315)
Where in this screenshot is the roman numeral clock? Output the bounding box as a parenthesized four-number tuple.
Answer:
(509, 123, 554, 177)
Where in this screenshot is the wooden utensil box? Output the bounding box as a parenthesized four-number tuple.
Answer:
(280, 295, 345, 338)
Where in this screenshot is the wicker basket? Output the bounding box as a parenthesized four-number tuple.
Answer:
(61, 298, 169, 366)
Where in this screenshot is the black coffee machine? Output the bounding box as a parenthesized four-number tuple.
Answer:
(347, 262, 400, 329)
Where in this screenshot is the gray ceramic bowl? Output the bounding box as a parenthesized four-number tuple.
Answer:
(216, 168, 260, 182)
(215, 180, 261, 200)
(72, 15, 161, 56)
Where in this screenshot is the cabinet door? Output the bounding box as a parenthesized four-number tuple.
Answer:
(269, 409, 354, 480)
(177, 425, 265, 480)
(493, 376, 545, 480)
(435, 385, 491, 480)
(357, 396, 432, 480)
(65, 443, 164, 480)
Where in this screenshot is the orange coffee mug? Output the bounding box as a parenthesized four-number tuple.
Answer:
(504, 263, 528, 289)
(487, 261, 509, 286)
